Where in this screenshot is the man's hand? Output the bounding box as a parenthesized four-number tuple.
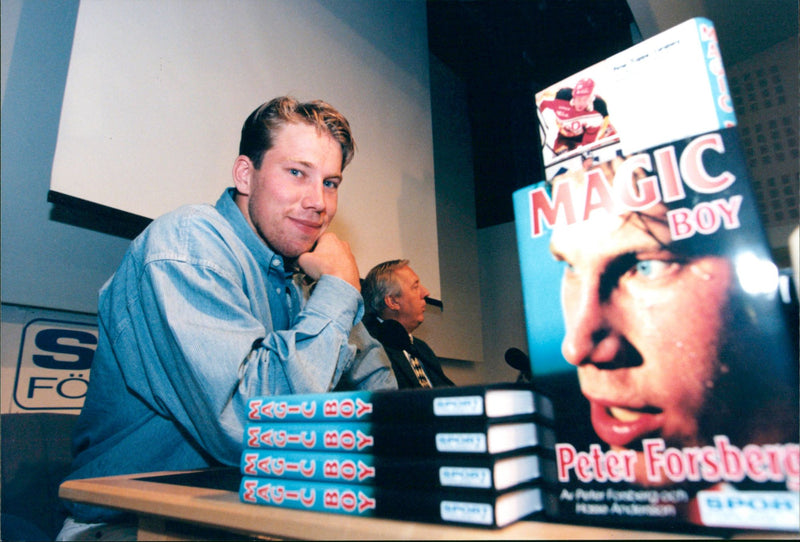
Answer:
(297, 232, 361, 291)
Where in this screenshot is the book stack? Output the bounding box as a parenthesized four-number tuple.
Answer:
(238, 383, 557, 528)
(514, 17, 799, 533)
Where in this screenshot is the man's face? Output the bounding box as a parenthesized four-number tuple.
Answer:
(390, 265, 431, 334)
(549, 205, 733, 469)
(572, 94, 592, 111)
(237, 122, 343, 258)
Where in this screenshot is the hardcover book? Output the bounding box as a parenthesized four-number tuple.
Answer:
(513, 18, 799, 532)
(239, 476, 547, 528)
(246, 382, 553, 424)
(241, 448, 556, 491)
(244, 418, 555, 457)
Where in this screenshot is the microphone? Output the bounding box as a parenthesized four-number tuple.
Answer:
(504, 347, 532, 375)
(376, 319, 413, 351)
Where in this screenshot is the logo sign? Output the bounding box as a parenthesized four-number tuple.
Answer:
(696, 490, 800, 531)
(14, 318, 98, 411)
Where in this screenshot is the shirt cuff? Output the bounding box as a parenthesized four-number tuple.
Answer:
(304, 274, 364, 330)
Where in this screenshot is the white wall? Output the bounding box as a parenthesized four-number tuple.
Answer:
(0, 0, 491, 405)
(49, 1, 442, 300)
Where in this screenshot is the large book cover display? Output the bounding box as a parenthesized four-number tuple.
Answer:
(514, 18, 799, 532)
(238, 384, 557, 528)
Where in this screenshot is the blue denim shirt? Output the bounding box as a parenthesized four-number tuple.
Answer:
(64, 188, 396, 522)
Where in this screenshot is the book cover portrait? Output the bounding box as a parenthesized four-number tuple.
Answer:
(515, 18, 799, 531)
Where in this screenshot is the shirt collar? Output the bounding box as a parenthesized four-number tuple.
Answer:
(216, 187, 287, 275)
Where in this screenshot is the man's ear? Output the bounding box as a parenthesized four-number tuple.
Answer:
(232, 155, 254, 195)
(384, 294, 400, 312)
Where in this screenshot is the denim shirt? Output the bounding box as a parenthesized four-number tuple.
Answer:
(64, 188, 396, 522)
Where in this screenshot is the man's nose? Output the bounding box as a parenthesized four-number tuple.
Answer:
(302, 180, 325, 210)
(561, 278, 618, 366)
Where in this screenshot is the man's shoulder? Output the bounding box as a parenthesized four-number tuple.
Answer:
(362, 314, 379, 333)
(135, 203, 241, 263)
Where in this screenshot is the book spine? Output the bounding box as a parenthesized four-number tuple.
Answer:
(692, 18, 737, 129)
(247, 390, 375, 422)
(244, 420, 554, 456)
(246, 384, 554, 424)
(240, 475, 379, 517)
(240, 448, 551, 489)
(239, 476, 544, 527)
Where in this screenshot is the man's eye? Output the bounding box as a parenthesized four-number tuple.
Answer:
(323, 179, 340, 189)
(289, 168, 302, 177)
(633, 259, 671, 278)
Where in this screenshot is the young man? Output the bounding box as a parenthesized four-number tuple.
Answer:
(362, 260, 455, 389)
(58, 97, 396, 539)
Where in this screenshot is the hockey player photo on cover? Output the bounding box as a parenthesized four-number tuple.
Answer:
(537, 77, 620, 173)
(518, 129, 799, 529)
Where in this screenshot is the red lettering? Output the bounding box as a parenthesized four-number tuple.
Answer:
(583, 168, 616, 220)
(242, 479, 257, 502)
(698, 22, 717, 42)
(654, 146, 684, 203)
(273, 402, 287, 419)
(693, 202, 722, 234)
(339, 399, 355, 418)
(716, 195, 743, 228)
(248, 400, 261, 420)
(530, 180, 576, 237)
(644, 438, 665, 482)
(663, 447, 686, 481)
(323, 460, 339, 478)
(716, 436, 746, 482)
(247, 427, 261, 447)
(300, 488, 315, 507)
(358, 460, 376, 481)
(323, 489, 339, 508)
(270, 485, 284, 504)
(667, 208, 693, 240)
(324, 430, 339, 448)
(300, 402, 316, 418)
(339, 430, 356, 451)
(356, 430, 374, 451)
(339, 460, 357, 481)
(323, 399, 338, 417)
(680, 133, 735, 193)
(358, 492, 377, 513)
(355, 398, 373, 418)
(340, 490, 357, 512)
(666, 196, 742, 241)
(298, 459, 315, 477)
(556, 443, 576, 482)
(300, 431, 316, 449)
(614, 153, 660, 210)
(701, 445, 722, 481)
(744, 444, 768, 482)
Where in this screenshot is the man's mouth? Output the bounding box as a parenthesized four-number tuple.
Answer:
(291, 217, 323, 235)
(589, 401, 663, 448)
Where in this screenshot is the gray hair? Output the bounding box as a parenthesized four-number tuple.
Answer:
(362, 259, 410, 317)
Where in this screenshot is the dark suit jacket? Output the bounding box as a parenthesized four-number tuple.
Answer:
(364, 316, 455, 389)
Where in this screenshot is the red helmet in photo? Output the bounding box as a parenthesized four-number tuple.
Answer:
(573, 78, 595, 97)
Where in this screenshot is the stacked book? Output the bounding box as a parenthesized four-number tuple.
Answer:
(238, 383, 557, 528)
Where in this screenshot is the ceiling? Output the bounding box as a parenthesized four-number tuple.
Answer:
(426, 0, 799, 228)
(426, 0, 636, 228)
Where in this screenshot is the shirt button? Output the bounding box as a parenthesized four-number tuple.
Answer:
(272, 258, 281, 267)
(275, 287, 282, 294)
